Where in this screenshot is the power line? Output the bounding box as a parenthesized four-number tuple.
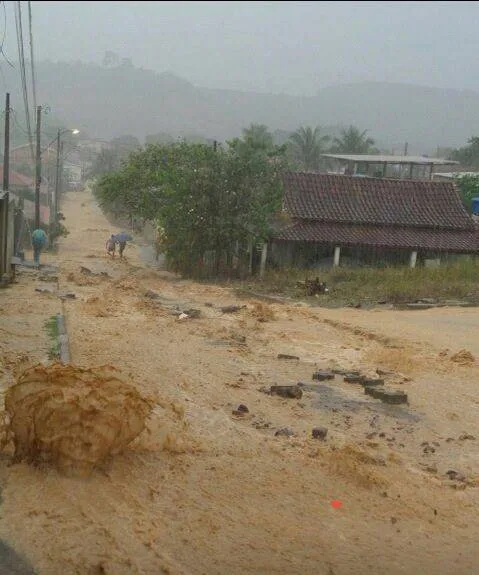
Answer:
(14, 1, 34, 162)
(11, 108, 31, 138)
(27, 1, 36, 112)
(0, 2, 11, 93)
(0, 1, 14, 68)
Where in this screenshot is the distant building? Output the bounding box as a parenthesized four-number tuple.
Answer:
(63, 162, 82, 184)
(322, 154, 459, 180)
(432, 171, 479, 182)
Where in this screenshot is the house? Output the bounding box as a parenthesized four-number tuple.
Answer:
(10, 143, 57, 174)
(63, 161, 83, 184)
(270, 172, 478, 269)
(0, 165, 35, 190)
(0, 165, 50, 204)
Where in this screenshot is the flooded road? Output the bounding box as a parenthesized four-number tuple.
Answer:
(0, 188, 478, 575)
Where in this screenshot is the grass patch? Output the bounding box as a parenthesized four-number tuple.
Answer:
(44, 315, 60, 360)
(233, 258, 479, 306)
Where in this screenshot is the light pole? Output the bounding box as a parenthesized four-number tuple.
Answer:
(54, 128, 79, 223)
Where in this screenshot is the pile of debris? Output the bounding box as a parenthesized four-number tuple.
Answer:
(296, 278, 329, 296)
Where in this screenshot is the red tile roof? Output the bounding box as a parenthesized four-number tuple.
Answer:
(275, 173, 478, 253)
(276, 221, 479, 253)
(0, 165, 34, 188)
(281, 173, 473, 230)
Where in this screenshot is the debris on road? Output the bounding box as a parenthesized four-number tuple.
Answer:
(80, 266, 109, 277)
(270, 385, 303, 399)
(220, 305, 245, 313)
(312, 426, 328, 440)
(364, 387, 408, 404)
(3, 363, 153, 477)
(312, 370, 335, 381)
(232, 404, 249, 416)
(450, 349, 475, 365)
(274, 427, 295, 437)
(446, 470, 466, 482)
(458, 433, 476, 441)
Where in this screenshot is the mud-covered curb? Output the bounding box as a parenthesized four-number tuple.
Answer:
(56, 314, 70, 364)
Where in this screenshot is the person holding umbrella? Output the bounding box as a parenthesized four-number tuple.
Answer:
(31, 228, 48, 267)
(113, 232, 133, 259)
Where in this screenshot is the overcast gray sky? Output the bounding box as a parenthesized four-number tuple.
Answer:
(6, 1, 479, 95)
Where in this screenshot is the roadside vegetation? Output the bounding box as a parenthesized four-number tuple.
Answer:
(91, 123, 479, 305)
(235, 258, 479, 306)
(93, 126, 290, 278)
(44, 315, 60, 360)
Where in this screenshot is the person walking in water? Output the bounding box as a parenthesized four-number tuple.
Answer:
(106, 234, 116, 258)
(31, 228, 48, 267)
(117, 239, 127, 259)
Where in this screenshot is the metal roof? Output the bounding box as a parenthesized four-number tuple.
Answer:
(322, 153, 459, 165)
(433, 171, 479, 179)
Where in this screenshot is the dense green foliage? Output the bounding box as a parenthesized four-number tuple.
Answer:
(332, 125, 378, 154)
(289, 126, 330, 170)
(94, 135, 288, 278)
(449, 137, 479, 168)
(456, 174, 479, 212)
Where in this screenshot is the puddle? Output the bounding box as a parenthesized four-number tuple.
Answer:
(0, 540, 35, 574)
(306, 383, 421, 422)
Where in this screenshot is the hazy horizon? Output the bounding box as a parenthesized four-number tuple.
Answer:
(2, 1, 478, 97)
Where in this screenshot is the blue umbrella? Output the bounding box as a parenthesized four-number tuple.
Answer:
(113, 232, 133, 242)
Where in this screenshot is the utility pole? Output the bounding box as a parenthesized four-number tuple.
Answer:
(54, 128, 60, 225)
(3, 93, 9, 191)
(34, 105, 41, 230)
(1, 93, 10, 278)
(404, 142, 408, 156)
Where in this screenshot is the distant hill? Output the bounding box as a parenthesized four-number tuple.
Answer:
(2, 61, 479, 154)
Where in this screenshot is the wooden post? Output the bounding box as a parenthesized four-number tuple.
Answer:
(248, 237, 253, 275)
(410, 250, 418, 268)
(259, 242, 267, 279)
(333, 246, 341, 267)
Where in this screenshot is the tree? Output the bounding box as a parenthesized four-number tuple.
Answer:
(456, 174, 479, 213)
(449, 137, 479, 168)
(121, 57, 134, 68)
(102, 51, 120, 67)
(93, 139, 288, 278)
(88, 149, 124, 178)
(241, 124, 273, 151)
(88, 136, 141, 178)
(332, 125, 377, 154)
(111, 135, 141, 152)
(289, 126, 330, 171)
(145, 132, 174, 145)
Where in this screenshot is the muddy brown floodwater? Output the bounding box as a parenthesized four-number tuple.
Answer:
(0, 188, 478, 574)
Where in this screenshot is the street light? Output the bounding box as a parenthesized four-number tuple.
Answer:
(53, 128, 79, 226)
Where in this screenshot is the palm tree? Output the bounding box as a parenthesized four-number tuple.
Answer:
(241, 124, 273, 150)
(289, 126, 330, 171)
(332, 125, 376, 154)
